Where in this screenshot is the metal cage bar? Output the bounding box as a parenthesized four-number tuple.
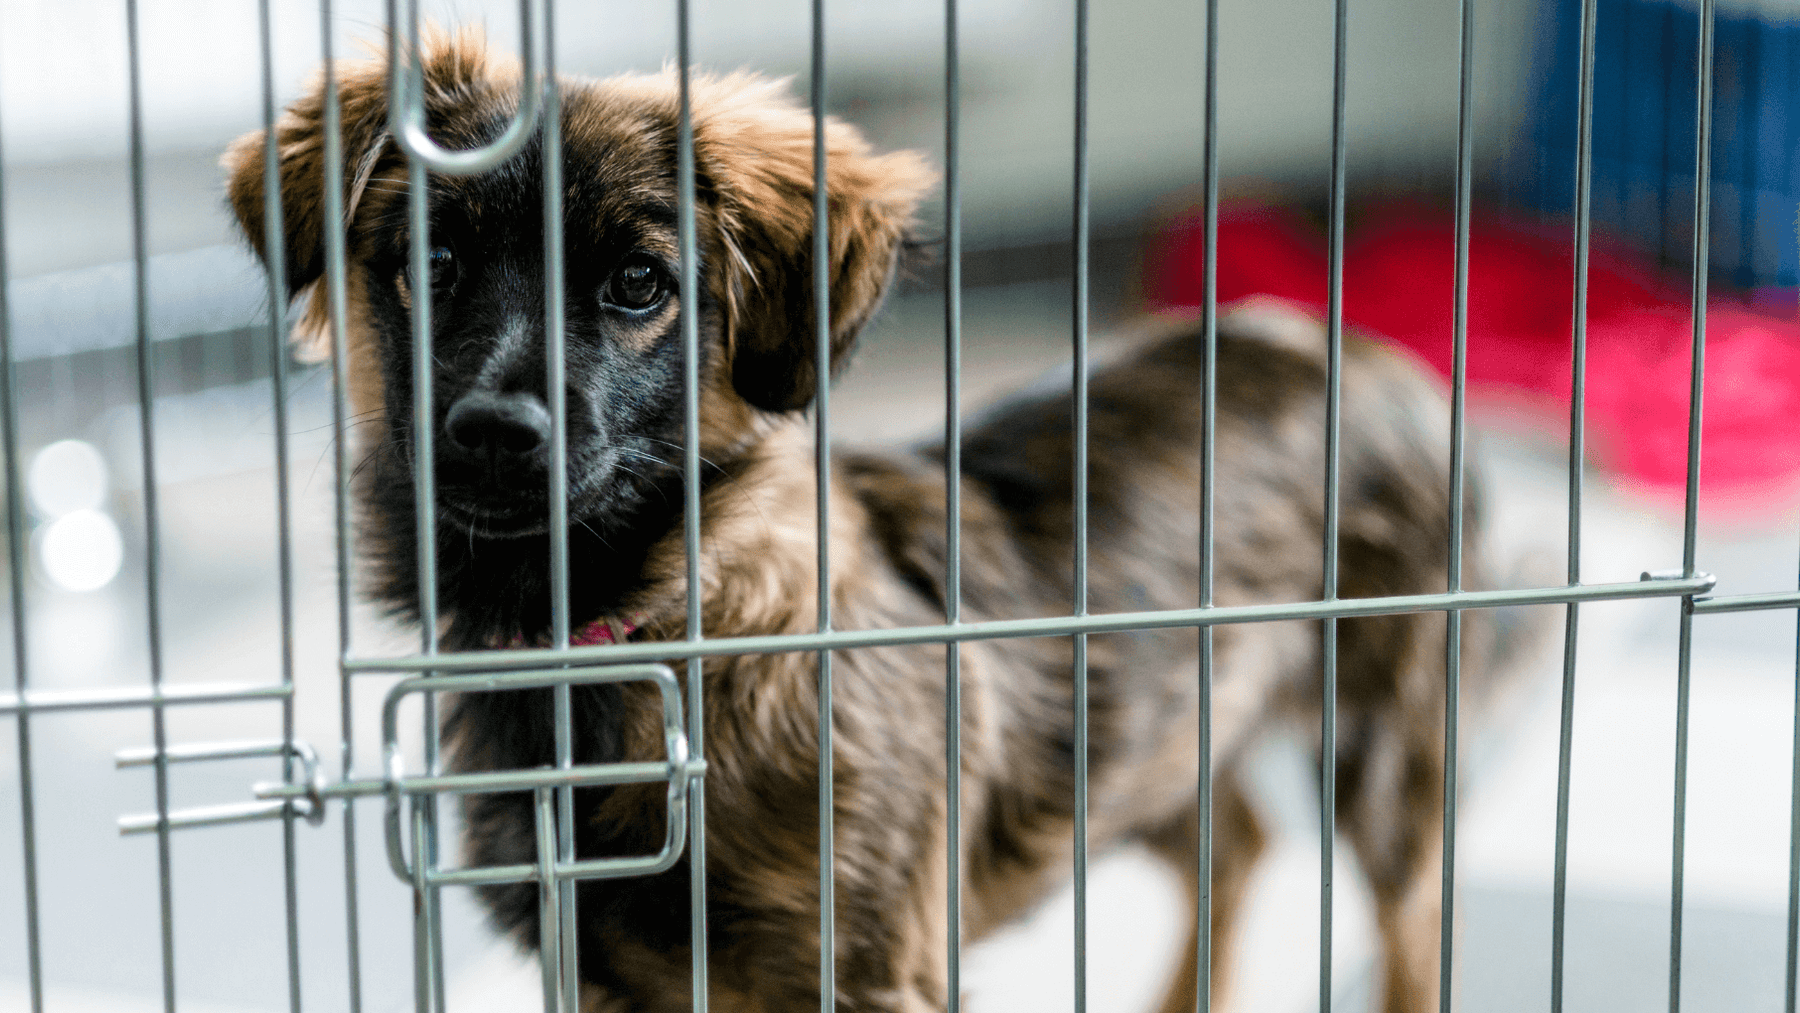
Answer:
(1670, 4, 1718, 1011)
(388, 0, 461, 1005)
(674, 3, 711, 1011)
(943, 2, 966, 1010)
(1440, 0, 1479, 1002)
(123, 3, 179, 1010)
(1071, 1, 1093, 1009)
(809, 4, 838, 1009)
(388, 0, 545, 176)
(538, 4, 583, 1007)
(1196, 0, 1221, 1008)
(1320, 1, 1350, 1005)
(252, 4, 307, 1009)
(1790, 535, 1800, 1013)
(338, 575, 1714, 676)
(318, 1, 368, 1008)
(1551, 0, 1600, 1005)
(0, 50, 45, 1013)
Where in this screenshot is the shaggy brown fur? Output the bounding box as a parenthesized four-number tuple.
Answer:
(226, 29, 1526, 1013)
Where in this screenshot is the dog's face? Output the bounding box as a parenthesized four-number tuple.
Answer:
(225, 30, 932, 545)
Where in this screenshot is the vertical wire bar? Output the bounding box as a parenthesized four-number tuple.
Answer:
(319, 2, 366, 1007)
(256, 5, 305, 1009)
(410, 803, 436, 1013)
(0, 68, 46, 1013)
(1551, 4, 1599, 1006)
(1441, 0, 1477, 1005)
(392, 2, 445, 1008)
(943, 2, 965, 1009)
(125, 4, 178, 1009)
(534, 801, 563, 1007)
(538, 4, 580, 1008)
(810, 3, 836, 1009)
(1321, 0, 1350, 1008)
(1785, 521, 1800, 1013)
(535, 788, 565, 1012)
(1669, 5, 1716, 1010)
(1197, 0, 1220, 1008)
(1789, 523, 1800, 1013)
(674, 5, 709, 1011)
(1071, 1, 1092, 1010)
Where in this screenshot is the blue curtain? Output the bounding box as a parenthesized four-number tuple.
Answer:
(1505, 0, 1800, 289)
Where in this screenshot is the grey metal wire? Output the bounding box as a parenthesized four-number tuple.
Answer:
(1071, 1, 1092, 1007)
(1670, 4, 1717, 1010)
(810, 5, 836, 1010)
(410, 804, 438, 1013)
(124, 3, 178, 1009)
(1441, 0, 1478, 1003)
(1552, 0, 1600, 1005)
(0, 66, 45, 1013)
(538, 5, 582, 1007)
(1197, 0, 1220, 1009)
(674, 3, 709, 1011)
(1694, 591, 1800, 614)
(387, 0, 453, 1006)
(1790, 541, 1800, 1013)
(943, 1, 965, 1009)
(318, 1, 367, 1007)
(340, 576, 1713, 677)
(388, 0, 545, 175)
(253, 5, 306, 1009)
(537, 787, 565, 1011)
(1320, 0, 1349, 1006)
(0, 680, 294, 715)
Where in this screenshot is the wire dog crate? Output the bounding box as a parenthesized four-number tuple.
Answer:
(0, 0, 1792, 1011)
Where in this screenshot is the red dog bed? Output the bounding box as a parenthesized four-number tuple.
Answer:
(1146, 202, 1800, 512)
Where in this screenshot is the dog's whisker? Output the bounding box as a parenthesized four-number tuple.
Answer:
(623, 438, 778, 540)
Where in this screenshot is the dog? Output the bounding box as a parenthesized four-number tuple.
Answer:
(225, 29, 1525, 1013)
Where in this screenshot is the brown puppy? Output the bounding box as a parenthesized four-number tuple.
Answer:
(226, 29, 1520, 1013)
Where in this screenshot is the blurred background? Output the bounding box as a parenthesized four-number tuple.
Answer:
(2, 1, 1800, 1011)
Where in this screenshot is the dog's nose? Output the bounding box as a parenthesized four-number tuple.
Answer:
(444, 391, 552, 461)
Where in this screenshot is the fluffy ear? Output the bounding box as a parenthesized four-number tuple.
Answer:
(695, 76, 936, 413)
(221, 27, 508, 357)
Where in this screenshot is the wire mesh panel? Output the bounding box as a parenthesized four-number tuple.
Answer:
(3, 0, 1790, 1012)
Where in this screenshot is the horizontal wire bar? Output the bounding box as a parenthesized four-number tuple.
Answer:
(116, 739, 290, 768)
(0, 681, 292, 716)
(345, 575, 1716, 674)
(255, 760, 709, 803)
(1692, 591, 1800, 615)
(427, 848, 678, 888)
(120, 800, 298, 836)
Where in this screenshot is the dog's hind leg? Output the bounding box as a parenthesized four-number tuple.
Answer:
(1332, 704, 1447, 1013)
(1144, 770, 1268, 1013)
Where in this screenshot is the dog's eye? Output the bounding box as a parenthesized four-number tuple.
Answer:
(603, 257, 666, 312)
(403, 245, 458, 297)
(427, 246, 457, 292)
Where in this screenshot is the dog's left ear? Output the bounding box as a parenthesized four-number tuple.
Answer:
(695, 76, 936, 413)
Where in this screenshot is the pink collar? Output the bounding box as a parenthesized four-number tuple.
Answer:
(569, 614, 638, 647)
(505, 612, 644, 649)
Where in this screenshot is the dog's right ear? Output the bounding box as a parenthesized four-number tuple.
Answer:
(223, 29, 507, 357)
(222, 56, 395, 310)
